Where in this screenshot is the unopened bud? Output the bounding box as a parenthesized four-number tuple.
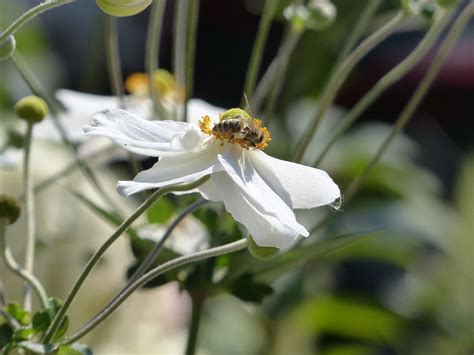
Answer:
(15, 95, 48, 124)
(247, 235, 279, 260)
(0, 34, 16, 61)
(307, 0, 337, 30)
(0, 194, 21, 225)
(96, 0, 153, 17)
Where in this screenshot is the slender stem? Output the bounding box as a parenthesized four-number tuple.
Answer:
(344, 3, 473, 204)
(104, 16, 124, 107)
(145, 0, 168, 119)
(62, 239, 248, 345)
(241, 0, 280, 107)
(42, 175, 210, 344)
(127, 198, 208, 285)
(0, 0, 74, 44)
(330, 0, 381, 75)
(0, 219, 48, 309)
(264, 26, 302, 124)
(173, 0, 189, 121)
(314, 9, 453, 166)
(252, 24, 302, 113)
(293, 11, 406, 163)
(185, 292, 206, 355)
(22, 122, 35, 312)
(10, 52, 123, 213)
(184, 0, 200, 122)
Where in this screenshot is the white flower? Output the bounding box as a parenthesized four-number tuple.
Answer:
(84, 108, 341, 249)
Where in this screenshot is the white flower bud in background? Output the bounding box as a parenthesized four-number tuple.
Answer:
(307, 0, 337, 30)
(96, 0, 153, 17)
(0, 34, 16, 61)
(284, 0, 336, 31)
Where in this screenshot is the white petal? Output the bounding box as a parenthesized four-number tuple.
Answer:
(117, 145, 223, 196)
(250, 150, 340, 209)
(213, 172, 306, 249)
(216, 151, 308, 248)
(84, 109, 204, 156)
(173, 179, 222, 202)
(186, 99, 225, 124)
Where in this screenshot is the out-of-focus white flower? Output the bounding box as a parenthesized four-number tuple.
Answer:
(84, 108, 340, 249)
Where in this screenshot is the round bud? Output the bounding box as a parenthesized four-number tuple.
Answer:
(96, 0, 153, 17)
(0, 34, 16, 61)
(435, 0, 458, 8)
(220, 108, 251, 122)
(307, 0, 337, 30)
(15, 95, 49, 124)
(283, 4, 310, 31)
(247, 235, 280, 261)
(0, 194, 21, 225)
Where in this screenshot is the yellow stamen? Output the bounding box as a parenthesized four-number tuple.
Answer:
(125, 73, 149, 96)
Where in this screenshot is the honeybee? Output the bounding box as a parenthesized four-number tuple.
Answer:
(212, 113, 265, 148)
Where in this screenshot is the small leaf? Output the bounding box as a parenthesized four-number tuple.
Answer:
(0, 323, 13, 348)
(13, 327, 34, 341)
(58, 343, 93, 355)
(52, 316, 69, 342)
(18, 341, 57, 353)
(229, 273, 273, 303)
(4, 303, 30, 326)
(32, 311, 51, 332)
(146, 197, 175, 224)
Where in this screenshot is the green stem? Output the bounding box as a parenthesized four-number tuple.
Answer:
(61, 239, 248, 345)
(10, 52, 123, 214)
(330, 0, 381, 75)
(185, 292, 206, 355)
(173, 0, 189, 121)
(293, 11, 406, 163)
(104, 16, 124, 107)
(42, 175, 210, 344)
(127, 198, 208, 285)
(184, 0, 200, 122)
(264, 26, 303, 124)
(0, 219, 48, 309)
(344, 2, 473, 204)
(252, 25, 303, 114)
(314, 9, 453, 166)
(22, 122, 35, 312)
(241, 0, 280, 107)
(0, 0, 74, 44)
(145, 0, 168, 119)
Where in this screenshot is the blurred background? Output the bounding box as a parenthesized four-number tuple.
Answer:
(0, 0, 473, 354)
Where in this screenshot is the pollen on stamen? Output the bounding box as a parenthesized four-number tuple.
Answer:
(125, 73, 149, 96)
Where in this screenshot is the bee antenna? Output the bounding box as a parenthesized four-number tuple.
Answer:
(243, 93, 254, 117)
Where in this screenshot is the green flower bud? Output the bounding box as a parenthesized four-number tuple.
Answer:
(283, 4, 310, 31)
(0, 34, 16, 61)
(0, 194, 21, 225)
(96, 0, 153, 17)
(247, 235, 280, 260)
(219, 108, 251, 122)
(15, 95, 48, 124)
(307, 0, 337, 30)
(435, 0, 458, 9)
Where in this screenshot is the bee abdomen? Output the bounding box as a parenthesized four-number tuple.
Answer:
(213, 118, 243, 133)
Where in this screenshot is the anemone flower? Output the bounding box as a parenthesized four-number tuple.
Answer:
(84, 108, 340, 249)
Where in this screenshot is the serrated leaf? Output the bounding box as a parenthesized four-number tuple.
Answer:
(146, 196, 175, 224)
(229, 273, 274, 303)
(4, 303, 30, 326)
(18, 341, 57, 353)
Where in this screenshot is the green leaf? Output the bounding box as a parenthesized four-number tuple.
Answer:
(4, 303, 30, 326)
(13, 327, 34, 341)
(52, 316, 69, 342)
(146, 196, 175, 224)
(0, 323, 13, 348)
(229, 273, 274, 303)
(58, 343, 93, 355)
(18, 341, 57, 353)
(129, 233, 180, 266)
(32, 311, 51, 332)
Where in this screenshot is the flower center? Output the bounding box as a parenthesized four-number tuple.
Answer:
(198, 112, 271, 150)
